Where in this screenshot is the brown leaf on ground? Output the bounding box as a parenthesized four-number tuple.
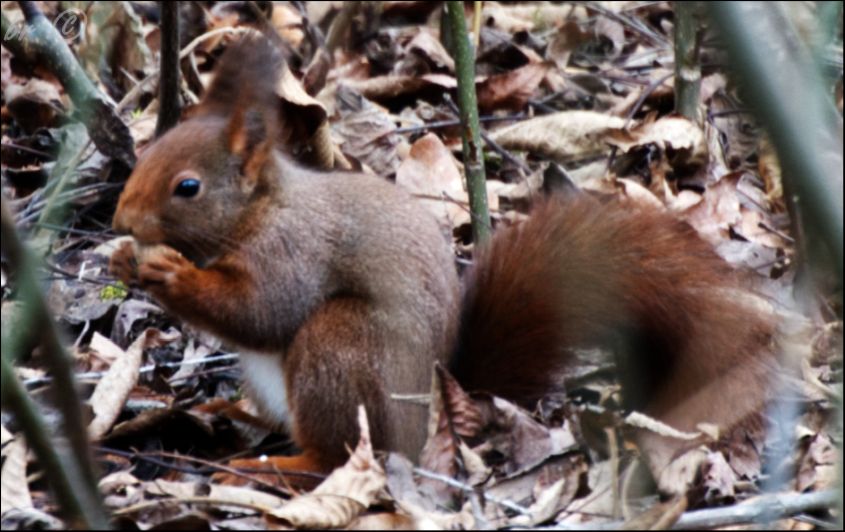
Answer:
(546, 21, 592, 69)
(406, 27, 455, 72)
(89, 329, 178, 439)
(333, 87, 404, 176)
(479, 397, 579, 478)
(396, 132, 470, 230)
(0, 433, 32, 516)
(606, 115, 707, 164)
(477, 63, 549, 112)
(342, 73, 456, 101)
(269, 406, 385, 528)
(796, 433, 838, 492)
(491, 111, 626, 161)
(4, 78, 64, 133)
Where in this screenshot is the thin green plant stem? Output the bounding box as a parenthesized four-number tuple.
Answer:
(673, 1, 701, 121)
(1, 200, 110, 529)
(445, 1, 491, 244)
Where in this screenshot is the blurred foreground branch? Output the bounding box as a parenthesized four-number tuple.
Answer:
(0, 200, 109, 529)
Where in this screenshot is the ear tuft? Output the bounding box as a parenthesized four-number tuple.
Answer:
(227, 106, 273, 187)
(227, 106, 266, 158)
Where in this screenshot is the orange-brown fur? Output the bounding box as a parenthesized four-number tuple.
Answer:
(111, 33, 775, 488)
(453, 196, 776, 478)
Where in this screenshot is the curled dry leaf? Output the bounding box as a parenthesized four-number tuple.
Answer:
(396, 133, 470, 230)
(145, 479, 285, 514)
(343, 73, 457, 101)
(546, 21, 592, 69)
(482, 3, 588, 33)
(485, 397, 578, 478)
(269, 406, 385, 528)
(333, 87, 403, 176)
(509, 478, 566, 527)
(796, 432, 838, 492)
(397, 133, 498, 231)
(88, 328, 177, 440)
(417, 365, 468, 505)
(4, 78, 64, 133)
(606, 115, 707, 164)
(406, 27, 454, 72)
(0, 435, 32, 515)
(700, 451, 737, 502)
(622, 494, 688, 530)
(277, 63, 334, 169)
(491, 111, 626, 162)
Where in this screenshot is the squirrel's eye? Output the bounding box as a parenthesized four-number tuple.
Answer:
(174, 178, 201, 198)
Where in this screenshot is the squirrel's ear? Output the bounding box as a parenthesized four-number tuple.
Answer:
(227, 105, 273, 189)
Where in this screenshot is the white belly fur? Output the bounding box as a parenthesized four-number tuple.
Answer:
(238, 351, 289, 428)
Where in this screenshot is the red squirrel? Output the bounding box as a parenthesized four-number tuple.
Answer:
(110, 34, 776, 491)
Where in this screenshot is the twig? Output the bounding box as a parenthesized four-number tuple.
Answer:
(112, 496, 272, 517)
(412, 467, 531, 515)
(155, 1, 181, 137)
(445, 1, 491, 244)
(673, 2, 702, 121)
(707, 2, 843, 279)
(24, 353, 242, 388)
(393, 113, 525, 135)
(2, 2, 134, 170)
(671, 490, 839, 530)
(536, 490, 839, 530)
(443, 96, 531, 175)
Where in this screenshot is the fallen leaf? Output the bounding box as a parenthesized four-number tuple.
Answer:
(88, 328, 176, 439)
(397, 132, 469, 228)
(269, 406, 385, 528)
(0, 435, 32, 515)
(477, 63, 549, 112)
(333, 87, 404, 176)
(491, 111, 626, 162)
(546, 21, 591, 69)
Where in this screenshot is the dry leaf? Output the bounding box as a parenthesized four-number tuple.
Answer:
(333, 88, 403, 176)
(509, 478, 566, 527)
(477, 63, 549, 112)
(482, 3, 588, 33)
(406, 28, 454, 72)
(491, 111, 626, 161)
(484, 397, 578, 478)
(396, 133, 498, 230)
(145, 479, 285, 513)
(4, 78, 64, 133)
(343, 73, 455, 101)
(269, 406, 385, 528)
(88, 328, 175, 439)
(607, 115, 706, 163)
(88, 332, 125, 367)
(621, 494, 687, 529)
(0, 435, 32, 515)
(546, 20, 591, 69)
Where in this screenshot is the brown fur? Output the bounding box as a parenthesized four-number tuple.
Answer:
(453, 195, 776, 479)
(112, 34, 776, 487)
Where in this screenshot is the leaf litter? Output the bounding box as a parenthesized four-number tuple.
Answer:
(0, 1, 841, 530)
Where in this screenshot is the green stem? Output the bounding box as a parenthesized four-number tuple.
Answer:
(446, 1, 491, 244)
(673, 1, 701, 121)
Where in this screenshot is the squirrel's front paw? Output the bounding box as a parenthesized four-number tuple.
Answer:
(136, 245, 194, 300)
(110, 241, 139, 286)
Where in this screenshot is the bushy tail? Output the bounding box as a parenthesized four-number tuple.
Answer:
(450, 193, 775, 438)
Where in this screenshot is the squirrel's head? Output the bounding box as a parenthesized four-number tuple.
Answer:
(113, 32, 282, 265)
